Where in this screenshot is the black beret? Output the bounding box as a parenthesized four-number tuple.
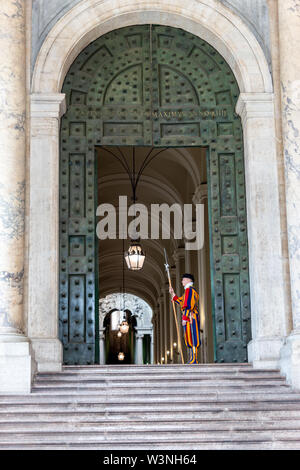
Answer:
(181, 273, 194, 282)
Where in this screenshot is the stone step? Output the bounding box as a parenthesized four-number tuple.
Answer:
(2, 364, 299, 450)
(32, 379, 288, 387)
(0, 429, 299, 444)
(35, 378, 285, 388)
(1, 400, 300, 414)
(29, 386, 291, 396)
(0, 441, 299, 450)
(57, 366, 265, 375)
(51, 367, 277, 377)
(0, 391, 298, 404)
(30, 387, 291, 396)
(34, 376, 285, 384)
(0, 409, 299, 422)
(38, 368, 280, 377)
(64, 364, 252, 369)
(2, 419, 300, 433)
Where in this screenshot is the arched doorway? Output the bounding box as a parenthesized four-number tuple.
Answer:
(99, 293, 153, 365)
(59, 25, 251, 365)
(103, 309, 135, 364)
(29, 0, 286, 374)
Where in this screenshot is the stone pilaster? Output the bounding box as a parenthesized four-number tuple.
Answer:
(266, 0, 293, 336)
(193, 185, 209, 364)
(150, 332, 154, 364)
(153, 309, 158, 364)
(28, 93, 66, 372)
(161, 286, 169, 363)
(99, 328, 106, 365)
(158, 297, 164, 364)
(169, 267, 176, 363)
(173, 248, 185, 295)
(152, 313, 156, 363)
(236, 93, 287, 368)
(184, 246, 191, 273)
(135, 332, 144, 365)
(0, 0, 34, 393)
(156, 308, 161, 364)
(278, 0, 300, 388)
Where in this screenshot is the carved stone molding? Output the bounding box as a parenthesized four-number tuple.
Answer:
(31, 0, 271, 77)
(99, 293, 153, 329)
(193, 184, 208, 204)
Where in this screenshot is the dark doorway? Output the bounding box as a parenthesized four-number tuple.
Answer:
(59, 25, 251, 365)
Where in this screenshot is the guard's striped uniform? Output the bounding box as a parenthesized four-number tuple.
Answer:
(173, 286, 201, 364)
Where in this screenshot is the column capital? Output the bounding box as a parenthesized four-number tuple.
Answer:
(169, 266, 176, 277)
(137, 329, 152, 336)
(135, 332, 144, 339)
(236, 93, 275, 123)
(161, 285, 169, 295)
(99, 327, 106, 340)
(172, 247, 185, 263)
(31, 93, 66, 120)
(193, 184, 208, 204)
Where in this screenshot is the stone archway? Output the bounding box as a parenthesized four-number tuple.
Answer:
(59, 24, 251, 365)
(99, 293, 153, 365)
(29, 0, 287, 372)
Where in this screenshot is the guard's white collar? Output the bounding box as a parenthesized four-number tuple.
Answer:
(184, 282, 194, 289)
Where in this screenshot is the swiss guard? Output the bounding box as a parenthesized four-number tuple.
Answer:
(169, 273, 201, 364)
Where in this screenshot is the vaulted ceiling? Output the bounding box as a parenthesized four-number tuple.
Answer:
(97, 146, 207, 308)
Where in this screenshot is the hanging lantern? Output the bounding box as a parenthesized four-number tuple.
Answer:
(119, 321, 129, 334)
(118, 352, 125, 361)
(124, 240, 145, 271)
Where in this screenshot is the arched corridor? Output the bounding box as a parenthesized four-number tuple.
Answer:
(96, 146, 214, 365)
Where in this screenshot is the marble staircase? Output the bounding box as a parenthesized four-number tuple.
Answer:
(1, 364, 300, 450)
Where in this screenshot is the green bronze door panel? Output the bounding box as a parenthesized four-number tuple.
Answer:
(151, 25, 238, 147)
(59, 24, 251, 364)
(64, 26, 153, 147)
(208, 142, 251, 363)
(150, 25, 251, 362)
(59, 128, 98, 364)
(60, 26, 154, 364)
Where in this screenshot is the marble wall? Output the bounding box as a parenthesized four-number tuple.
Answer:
(277, 0, 300, 389)
(31, 0, 272, 74)
(0, 0, 33, 393)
